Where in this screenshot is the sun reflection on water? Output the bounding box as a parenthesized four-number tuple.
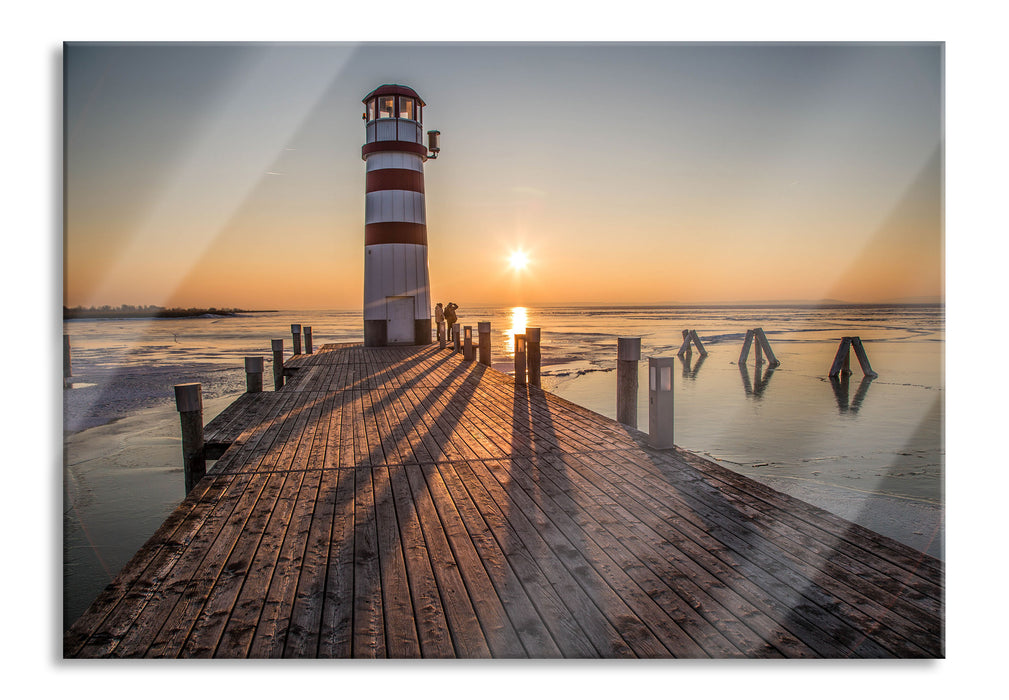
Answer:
(504, 306, 527, 356)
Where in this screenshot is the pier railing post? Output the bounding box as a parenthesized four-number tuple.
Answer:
(438, 322, 446, 349)
(244, 356, 264, 393)
(478, 322, 491, 366)
(64, 334, 72, 387)
(174, 383, 206, 494)
(514, 334, 527, 386)
(291, 324, 302, 355)
(463, 325, 475, 361)
(526, 327, 541, 387)
(453, 323, 461, 354)
(271, 339, 284, 390)
(648, 357, 675, 449)
(617, 337, 641, 428)
(304, 326, 313, 354)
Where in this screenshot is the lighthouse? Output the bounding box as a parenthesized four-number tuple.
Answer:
(361, 84, 441, 346)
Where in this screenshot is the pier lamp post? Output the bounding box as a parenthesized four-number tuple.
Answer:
(648, 357, 675, 449)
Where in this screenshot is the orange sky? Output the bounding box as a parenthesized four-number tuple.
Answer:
(64, 43, 943, 309)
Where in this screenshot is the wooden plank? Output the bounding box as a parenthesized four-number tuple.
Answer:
(587, 449, 916, 657)
(479, 455, 708, 658)
(172, 393, 326, 656)
(63, 473, 235, 656)
(473, 457, 656, 656)
(453, 459, 627, 657)
(67, 343, 942, 659)
(677, 330, 692, 358)
(828, 338, 853, 378)
(402, 462, 493, 657)
(387, 463, 455, 658)
(739, 329, 754, 365)
(373, 465, 423, 657)
(507, 451, 776, 657)
(753, 328, 779, 367)
(421, 461, 526, 657)
(851, 337, 879, 378)
(87, 384, 312, 657)
(352, 466, 386, 657)
(245, 407, 330, 657)
(581, 449, 878, 657)
(432, 460, 564, 657)
(690, 330, 708, 357)
(550, 454, 805, 657)
(317, 464, 355, 657)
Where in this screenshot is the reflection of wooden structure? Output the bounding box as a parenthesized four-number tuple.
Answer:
(828, 337, 878, 378)
(678, 352, 706, 380)
(739, 362, 775, 398)
(676, 330, 708, 358)
(830, 374, 873, 414)
(738, 328, 780, 368)
(67, 343, 943, 658)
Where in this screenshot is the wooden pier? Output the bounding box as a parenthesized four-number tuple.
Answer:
(64, 343, 943, 658)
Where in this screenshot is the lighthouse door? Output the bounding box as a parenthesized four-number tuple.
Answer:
(386, 296, 414, 345)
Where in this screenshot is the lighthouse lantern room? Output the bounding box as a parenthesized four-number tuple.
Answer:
(361, 84, 440, 346)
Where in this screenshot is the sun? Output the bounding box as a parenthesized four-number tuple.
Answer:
(508, 250, 530, 271)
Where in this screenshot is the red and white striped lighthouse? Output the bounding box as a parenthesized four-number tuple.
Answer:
(362, 84, 441, 346)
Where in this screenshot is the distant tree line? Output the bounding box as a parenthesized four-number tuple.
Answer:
(63, 305, 273, 319)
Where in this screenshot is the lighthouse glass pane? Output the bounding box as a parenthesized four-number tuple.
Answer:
(378, 96, 395, 119)
(399, 97, 415, 120)
(367, 99, 376, 121)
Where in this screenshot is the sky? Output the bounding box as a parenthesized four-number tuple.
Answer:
(64, 42, 942, 309)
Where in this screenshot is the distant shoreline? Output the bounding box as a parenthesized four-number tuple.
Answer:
(63, 307, 278, 320)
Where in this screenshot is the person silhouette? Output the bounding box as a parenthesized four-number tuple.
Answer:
(444, 302, 458, 340)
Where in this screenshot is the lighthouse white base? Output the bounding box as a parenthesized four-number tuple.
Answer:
(363, 242, 432, 347)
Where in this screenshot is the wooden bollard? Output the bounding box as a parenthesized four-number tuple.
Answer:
(617, 337, 641, 427)
(303, 326, 313, 354)
(438, 321, 446, 349)
(478, 322, 491, 366)
(463, 325, 475, 361)
(63, 334, 72, 386)
(271, 339, 284, 390)
(648, 357, 675, 449)
(174, 383, 206, 494)
(514, 333, 527, 386)
(453, 323, 461, 354)
(244, 356, 264, 393)
(291, 324, 302, 355)
(526, 327, 541, 387)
